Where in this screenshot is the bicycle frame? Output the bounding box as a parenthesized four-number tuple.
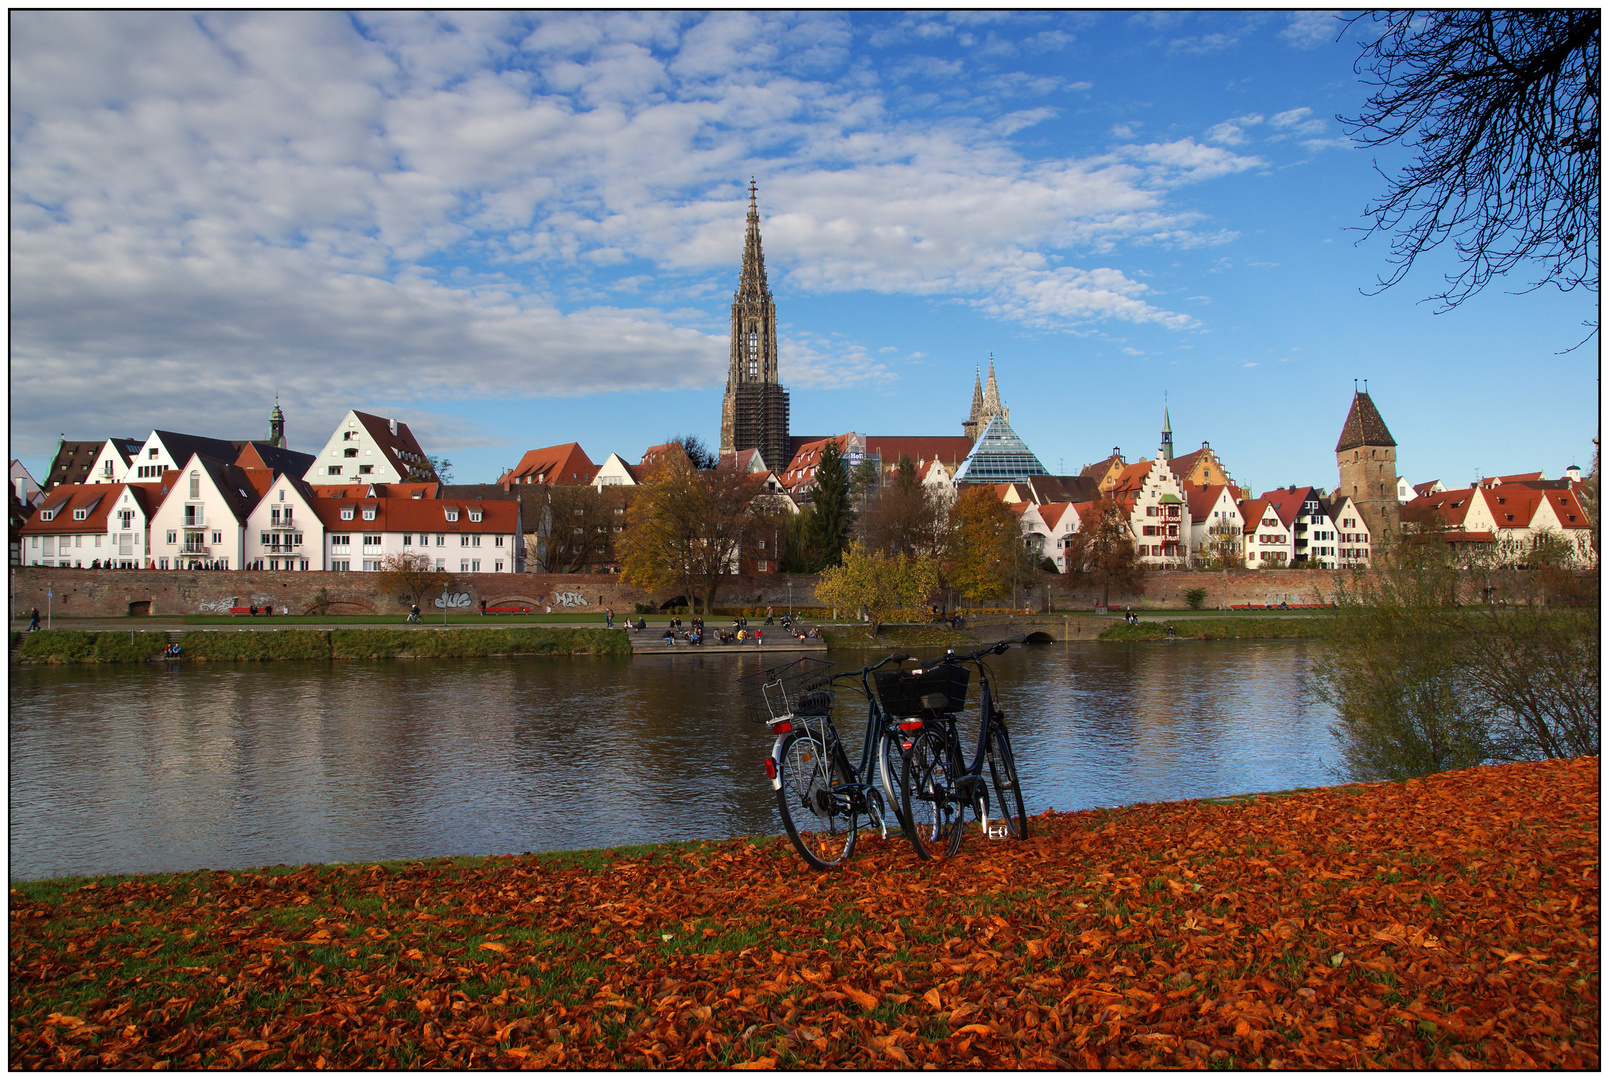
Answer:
(912, 638, 1023, 841)
(765, 652, 911, 835)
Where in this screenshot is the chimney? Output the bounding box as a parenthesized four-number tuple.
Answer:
(389, 418, 399, 436)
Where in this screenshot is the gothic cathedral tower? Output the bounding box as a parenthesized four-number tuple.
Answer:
(1335, 386, 1400, 536)
(719, 180, 790, 473)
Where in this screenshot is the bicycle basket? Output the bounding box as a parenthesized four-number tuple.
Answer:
(873, 664, 970, 719)
(739, 656, 833, 723)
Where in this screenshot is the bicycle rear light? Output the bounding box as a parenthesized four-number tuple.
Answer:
(898, 720, 924, 731)
(764, 757, 777, 780)
(768, 719, 792, 734)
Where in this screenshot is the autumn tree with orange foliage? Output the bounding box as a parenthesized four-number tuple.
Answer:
(1063, 493, 1144, 608)
(944, 485, 1024, 603)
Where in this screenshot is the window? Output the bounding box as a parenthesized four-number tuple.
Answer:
(330, 534, 351, 547)
(189, 471, 200, 499)
(40, 508, 55, 522)
(471, 559, 480, 572)
(468, 509, 482, 522)
(212, 532, 222, 544)
(436, 558, 445, 570)
(436, 534, 446, 546)
(363, 559, 380, 571)
(358, 465, 373, 475)
(328, 465, 342, 476)
(494, 535, 504, 547)
(167, 531, 177, 544)
(158, 558, 168, 569)
(332, 559, 350, 571)
(363, 535, 382, 546)
(471, 535, 481, 547)
(343, 430, 355, 441)
(402, 534, 412, 546)
(261, 531, 272, 545)
(460, 559, 470, 572)
(149, 448, 159, 459)
(341, 508, 354, 520)
(494, 560, 503, 572)
(445, 509, 459, 522)
(362, 507, 375, 520)
(73, 508, 87, 521)
(344, 448, 358, 458)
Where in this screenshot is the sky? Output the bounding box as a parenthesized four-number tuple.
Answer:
(10, 10, 1600, 495)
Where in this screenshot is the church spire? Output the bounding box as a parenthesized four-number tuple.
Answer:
(737, 177, 770, 303)
(1160, 398, 1173, 461)
(982, 354, 1001, 412)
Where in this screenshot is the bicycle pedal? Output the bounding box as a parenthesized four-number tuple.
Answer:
(987, 823, 1011, 840)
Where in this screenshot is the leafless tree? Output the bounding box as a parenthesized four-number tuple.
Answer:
(1340, 11, 1599, 317)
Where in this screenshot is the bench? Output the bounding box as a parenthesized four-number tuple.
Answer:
(483, 605, 532, 614)
(229, 607, 275, 616)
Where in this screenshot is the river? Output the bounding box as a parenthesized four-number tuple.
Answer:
(9, 640, 1339, 881)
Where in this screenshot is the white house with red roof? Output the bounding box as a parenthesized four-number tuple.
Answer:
(1185, 484, 1243, 566)
(20, 484, 118, 566)
(304, 410, 439, 485)
(1239, 497, 1293, 568)
(1262, 486, 1344, 568)
(1031, 501, 1083, 572)
(498, 442, 597, 487)
(310, 495, 519, 574)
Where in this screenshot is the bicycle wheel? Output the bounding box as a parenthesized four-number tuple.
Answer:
(900, 725, 963, 860)
(775, 728, 858, 871)
(985, 726, 1028, 841)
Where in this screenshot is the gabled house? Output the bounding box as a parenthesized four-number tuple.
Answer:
(123, 430, 243, 482)
(235, 441, 317, 479)
(1081, 448, 1127, 494)
(243, 475, 324, 571)
(1033, 502, 1082, 572)
(1262, 486, 1342, 569)
(499, 442, 597, 487)
(779, 433, 866, 500)
(1526, 487, 1596, 567)
(85, 438, 144, 484)
(309, 496, 520, 574)
(1107, 454, 1190, 566)
(304, 410, 438, 485)
(148, 455, 269, 570)
(1239, 498, 1293, 568)
(590, 452, 641, 489)
(11, 460, 42, 505)
(1326, 494, 1373, 567)
(1168, 441, 1240, 496)
(1186, 484, 1244, 566)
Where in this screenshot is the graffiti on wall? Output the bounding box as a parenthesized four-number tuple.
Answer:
(434, 591, 474, 609)
(550, 590, 589, 607)
(195, 597, 239, 613)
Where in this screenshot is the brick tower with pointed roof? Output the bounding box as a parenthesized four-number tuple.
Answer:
(1336, 385, 1399, 536)
(719, 180, 790, 474)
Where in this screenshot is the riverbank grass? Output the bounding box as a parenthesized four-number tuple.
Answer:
(10, 757, 1596, 1070)
(1099, 616, 1318, 641)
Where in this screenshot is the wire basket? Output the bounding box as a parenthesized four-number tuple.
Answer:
(740, 657, 834, 724)
(874, 664, 970, 719)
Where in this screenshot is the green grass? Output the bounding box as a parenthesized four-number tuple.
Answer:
(181, 612, 613, 625)
(1099, 617, 1319, 641)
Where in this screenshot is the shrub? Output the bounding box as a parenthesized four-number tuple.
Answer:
(1184, 587, 1209, 610)
(17, 630, 98, 663)
(179, 630, 332, 661)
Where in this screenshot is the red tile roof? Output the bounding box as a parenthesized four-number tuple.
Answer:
(21, 484, 119, 533)
(863, 436, 974, 468)
(1184, 483, 1232, 522)
(1260, 487, 1317, 528)
(1408, 487, 1477, 528)
(310, 496, 520, 535)
(1039, 501, 1078, 531)
(500, 443, 597, 487)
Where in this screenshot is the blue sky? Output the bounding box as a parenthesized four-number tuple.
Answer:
(11, 11, 1598, 493)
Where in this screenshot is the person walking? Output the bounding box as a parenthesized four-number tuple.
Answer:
(27, 606, 41, 632)
(605, 607, 614, 629)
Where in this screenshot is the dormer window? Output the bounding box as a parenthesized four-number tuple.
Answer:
(468, 509, 482, 522)
(40, 509, 55, 522)
(73, 508, 88, 521)
(362, 508, 376, 521)
(341, 508, 355, 521)
(445, 509, 459, 522)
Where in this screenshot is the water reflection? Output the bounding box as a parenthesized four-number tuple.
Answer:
(9, 642, 1338, 881)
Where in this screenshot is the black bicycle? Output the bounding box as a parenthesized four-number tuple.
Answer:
(895, 638, 1029, 860)
(742, 653, 917, 871)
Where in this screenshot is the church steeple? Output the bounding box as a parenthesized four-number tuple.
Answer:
(720, 180, 789, 471)
(963, 353, 1009, 445)
(269, 397, 286, 450)
(1160, 400, 1173, 461)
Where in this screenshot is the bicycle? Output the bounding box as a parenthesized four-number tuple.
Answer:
(895, 638, 1029, 860)
(742, 653, 917, 871)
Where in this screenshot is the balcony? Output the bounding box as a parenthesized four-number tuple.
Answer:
(182, 511, 205, 528)
(181, 543, 210, 555)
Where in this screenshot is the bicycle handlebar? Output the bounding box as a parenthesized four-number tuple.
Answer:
(830, 651, 912, 684)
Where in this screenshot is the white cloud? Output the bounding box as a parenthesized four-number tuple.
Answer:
(1279, 12, 1340, 50)
(10, 11, 1271, 456)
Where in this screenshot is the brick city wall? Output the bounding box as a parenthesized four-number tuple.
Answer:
(10, 564, 1351, 618)
(6, 566, 825, 618)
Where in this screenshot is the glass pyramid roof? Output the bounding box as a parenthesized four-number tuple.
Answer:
(952, 415, 1047, 483)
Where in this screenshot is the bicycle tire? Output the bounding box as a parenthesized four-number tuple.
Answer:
(900, 725, 963, 860)
(985, 725, 1028, 841)
(775, 728, 858, 871)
